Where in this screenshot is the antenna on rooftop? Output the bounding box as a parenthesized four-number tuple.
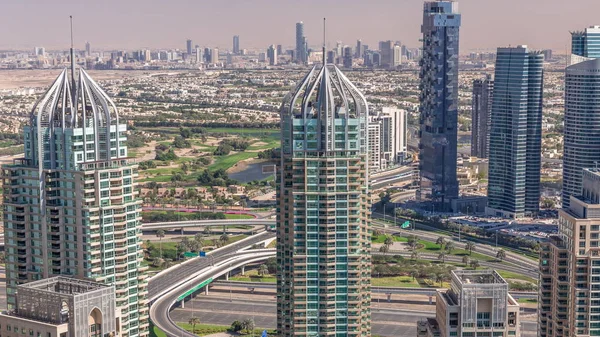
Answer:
(69, 15, 76, 92)
(323, 18, 326, 66)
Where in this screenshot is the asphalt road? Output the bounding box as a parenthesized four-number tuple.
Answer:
(148, 231, 274, 300)
(172, 296, 538, 337)
(149, 233, 275, 337)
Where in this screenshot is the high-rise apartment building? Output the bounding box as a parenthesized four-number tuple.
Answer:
(393, 44, 402, 67)
(380, 107, 407, 166)
(85, 41, 91, 57)
(487, 46, 543, 218)
(195, 47, 202, 64)
(1, 68, 149, 337)
(540, 168, 600, 337)
(418, 1, 461, 206)
(419, 270, 520, 337)
(233, 35, 240, 55)
(356, 39, 362, 58)
(379, 40, 393, 68)
(296, 22, 306, 64)
(471, 75, 494, 158)
(563, 57, 600, 208)
(572, 26, 600, 59)
(211, 48, 219, 64)
(368, 116, 382, 172)
(268, 45, 278, 66)
(186, 39, 193, 55)
(343, 46, 353, 68)
(277, 62, 371, 336)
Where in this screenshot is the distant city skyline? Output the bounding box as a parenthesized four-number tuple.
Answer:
(1, 0, 598, 52)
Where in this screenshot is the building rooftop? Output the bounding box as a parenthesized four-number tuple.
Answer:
(19, 276, 110, 295)
(452, 269, 507, 285)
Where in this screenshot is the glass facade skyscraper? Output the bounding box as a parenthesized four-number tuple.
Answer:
(562, 58, 600, 209)
(571, 26, 600, 59)
(418, 1, 461, 207)
(487, 46, 543, 218)
(1, 68, 149, 337)
(276, 63, 371, 336)
(471, 75, 494, 159)
(296, 22, 306, 64)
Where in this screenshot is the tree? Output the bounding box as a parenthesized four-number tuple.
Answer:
(220, 233, 230, 245)
(436, 236, 446, 250)
(410, 269, 419, 281)
(541, 198, 556, 209)
(188, 317, 200, 333)
(230, 320, 243, 333)
(437, 251, 447, 264)
(379, 245, 390, 253)
(242, 318, 255, 334)
(470, 259, 480, 270)
(379, 191, 391, 208)
(258, 264, 269, 276)
(407, 235, 418, 250)
(384, 236, 394, 247)
(410, 249, 419, 261)
(445, 241, 455, 254)
(156, 229, 166, 258)
(462, 255, 470, 266)
(496, 249, 506, 261)
(434, 272, 445, 286)
(465, 241, 476, 255)
(203, 226, 211, 236)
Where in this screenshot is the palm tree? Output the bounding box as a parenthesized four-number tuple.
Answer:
(470, 259, 480, 270)
(220, 233, 230, 245)
(434, 273, 445, 286)
(462, 255, 470, 266)
(410, 249, 419, 261)
(410, 269, 419, 281)
(445, 241, 455, 254)
(258, 264, 269, 276)
(436, 236, 446, 250)
(203, 226, 211, 236)
(437, 251, 447, 264)
(156, 229, 166, 258)
(407, 235, 418, 250)
(465, 241, 476, 255)
(188, 317, 200, 333)
(379, 245, 390, 253)
(242, 318, 255, 334)
(496, 249, 506, 261)
(384, 236, 394, 247)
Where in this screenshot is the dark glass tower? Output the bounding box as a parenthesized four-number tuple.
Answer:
(471, 75, 494, 158)
(487, 46, 543, 218)
(562, 58, 600, 208)
(276, 63, 371, 336)
(418, 1, 461, 207)
(571, 26, 600, 58)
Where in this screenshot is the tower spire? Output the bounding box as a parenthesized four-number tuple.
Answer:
(70, 15, 76, 92)
(323, 18, 326, 65)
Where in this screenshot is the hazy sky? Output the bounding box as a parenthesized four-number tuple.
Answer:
(1, 0, 598, 53)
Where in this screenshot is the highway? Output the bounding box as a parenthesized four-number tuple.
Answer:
(150, 248, 275, 337)
(211, 280, 537, 299)
(148, 231, 274, 300)
(171, 295, 538, 337)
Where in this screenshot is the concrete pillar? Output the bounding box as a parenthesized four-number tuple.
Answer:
(241, 266, 245, 275)
(181, 298, 185, 308)
(205, 286, 209, 295)
(225, 272, 229, 281)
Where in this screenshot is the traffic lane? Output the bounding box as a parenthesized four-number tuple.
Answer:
(174, 297, 537, 336)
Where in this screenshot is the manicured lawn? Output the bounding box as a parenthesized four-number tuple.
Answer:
(224, 213, 256, 219)
(372, 276, 450, 288)
(517, 298, 538, 304)
(150, 324, 167, 337)
(176, 323, 277, 336)
(497, 270, 538, 284)
(230, 269, 276, 283)
(205, 128, 280, 137)
(209, 151, 258, 171)
(371, 234, 406, 244)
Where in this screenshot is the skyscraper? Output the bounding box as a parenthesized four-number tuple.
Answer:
(379, 40, 393, 68)
(380, 107, 407, 166)
(540, 168, 600, 337)
(418, 1, 461, 207)
(355, 39, 362, 58)
(267, 44, 278, 66)
(85, 41, 91, 57)
(211, 48, 219, 64)
(471, 75, 494, 158)
(1, 68, 148, 336)
(277, 62, 371, 336)
(571, 26, 600, 59)
(233, 35, 240, 55)
(186, 39, 193, 55)
(296, 21, 306, 64)
(343, 45, 353, 68)
(392, 44, 402, 67)
(487, 46, 543, 218)
(562, 57, 600, 208)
